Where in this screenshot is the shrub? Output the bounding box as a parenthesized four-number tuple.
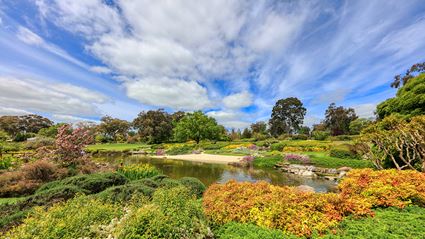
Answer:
(3, 195, 122, 239)
(253, 155, 282, 168)
(291, 134, 309, 140)
(0, 155, 14, 170)
(0, 160, 67, 197)
(215, 222, 296, 239)
(24, 137, 54, 150)
(36, 172, 128, 194)
(312, 131, 330, 140)
(330, 148, 359, 159)
(118, 164, 160, 180)
(270, 142, 286, 151)
(113, 186, 210, 239)
(166, 144, 194, 155)
(284, 153, 311, 164)
(339, 169, 425, 208)
(203, 180, 372, 237)
(96, 183, 155, 202)
(179, 177, 206, 198)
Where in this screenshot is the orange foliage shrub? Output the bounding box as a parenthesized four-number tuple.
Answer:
(203, 180, 372, 236)
(339, 169, 425, 208)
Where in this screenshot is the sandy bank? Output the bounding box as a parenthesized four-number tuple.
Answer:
(151, 153, 243, 164)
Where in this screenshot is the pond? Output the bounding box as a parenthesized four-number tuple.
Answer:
(94, 154, 337, 192)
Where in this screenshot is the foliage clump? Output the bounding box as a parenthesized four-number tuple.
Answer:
(117, 163, 160, 180)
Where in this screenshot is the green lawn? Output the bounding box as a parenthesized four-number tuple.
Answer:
(86, 143, 150, 152)
(320, 206, 425, 238)
(305, 152, 373, 169)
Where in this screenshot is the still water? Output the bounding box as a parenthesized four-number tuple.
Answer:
(95, 155, 337, 192)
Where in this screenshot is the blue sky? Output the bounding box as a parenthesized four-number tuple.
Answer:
(1, 0, 424, 128)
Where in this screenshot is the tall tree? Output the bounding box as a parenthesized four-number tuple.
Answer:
(241, 128, 252, 139)
(98, 116, 130, 141)
(391, 62, 425, 88)
(174, 111, 223, 144)
(269, 97, 306, 137)
(377, 73, 425, 119)
(250, 121, 267, 135)
(133, 109, 173, 144)
(0, 114, 52, 137)
(324, 103, 357, 136)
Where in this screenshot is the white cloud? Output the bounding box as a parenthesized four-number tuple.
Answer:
(0, 107, 32, 116)
(207, 110, 251, 129)
(51, 114, 98, 123)
(223, 91, 253, 109)
(124, 77, 211, 110)
(352, 103, 376, 118)
(89, 66, 112, 74)
(17, 26, 44, 45)
(0, 76, 108, 117)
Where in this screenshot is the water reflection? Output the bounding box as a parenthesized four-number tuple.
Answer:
(94, 155, 337, 192)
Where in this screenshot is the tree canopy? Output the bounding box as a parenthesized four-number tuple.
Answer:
(98, 116, 130, 142)
(132, 109, 173, 144)
(0, 114, 53, 137)
(269, 97, 306, 136)
(174, 111, 223, 144)
(377, 73, 425, 119)
(324, 103, 357, 136)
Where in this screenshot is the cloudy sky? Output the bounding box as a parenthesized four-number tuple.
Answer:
(0, 0, 424, 128)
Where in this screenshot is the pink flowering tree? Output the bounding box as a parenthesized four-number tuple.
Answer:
(55, 124, 94, 166)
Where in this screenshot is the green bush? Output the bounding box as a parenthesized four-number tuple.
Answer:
(114, 186, 209, 239)
(24, 137, 54, 150)
(179, 177, 206, 198)
(36, 172, 128, 194)
(95, 183, 155, 202)
(329, 146, 360, 159)
(270, 142, 286, 151)
(312, 131, 330, 140)
(253, 155, 282, 168)
(3, 195, 122, 239)
(117, 164, 160, 180)
(0, 155, 14, 169)
(215, 222, 296, 239)
(166, 144, 194, 155)
(157, 178, 183, 189)
(291, 134, 309, 140)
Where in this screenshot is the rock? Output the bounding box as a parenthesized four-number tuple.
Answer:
(296, 185, 315, 193)
(337, 166, 353, 172)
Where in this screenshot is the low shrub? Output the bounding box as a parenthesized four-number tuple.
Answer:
(312, 131, 330, 140)
(328, 135, 355, 141)
(214, 222, 297, 239)
(284, 153, 311, 164)
(0, 160, 67, 197)
(36, 172, 128, 194)
(166, 144, 194, 155)
(0, 156, 14, 170)
(283, 146, 328, 152)
(270, 142, 286, 151)
(117, 164, 160, 180)
(96, 183, 155, 202)
(24, 137, 54, 150)
(339, 169, 425, 208)
(291, 134, 309, 140)
(113, 186, 210, 239)
(3, 195, 122, 239)
(179, 177, 206, 198)
(330, 148, 359, 159)
(203, 180, 372, 237)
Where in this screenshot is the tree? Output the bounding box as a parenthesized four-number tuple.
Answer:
(349, 118, 372, 135)
(174, 111, 223, 144)
(133, 109, 173, 144)
(269, 97, 306, 137)
(250, 121, 267, 135)
(38, 123, 66, 138)
(298, 126, 311, 135)
(324, 103, 357, 136)
(391, 62, 425, 88)
(98, 116, 130, 142)
(359, 115, 425, 172)
(171, 111, 186, 124)
(241, 128, 252, 139)
(377, 73, 425, 119)
(54, 124, 94, 166)
(0, 114, 52, 137)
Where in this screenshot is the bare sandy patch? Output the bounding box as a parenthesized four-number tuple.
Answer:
(151, 153, 243, 164)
